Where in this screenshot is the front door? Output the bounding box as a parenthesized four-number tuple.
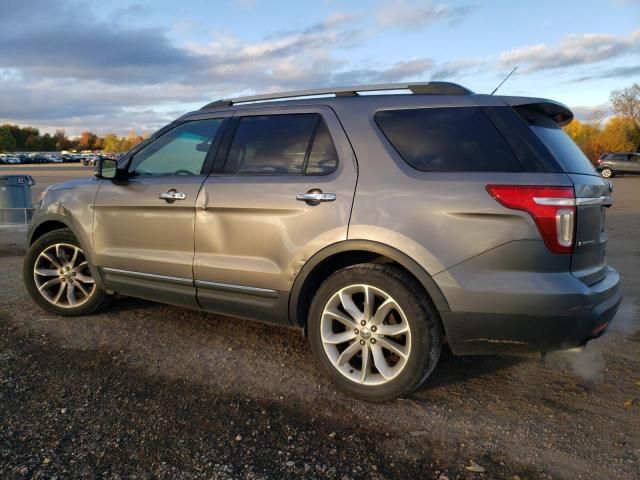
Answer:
(93, 116, 228, 306)
(193, 106, 357, 324)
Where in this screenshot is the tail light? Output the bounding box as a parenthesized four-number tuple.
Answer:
(596, 158, 602, 165)
(486, 185, 576, 254)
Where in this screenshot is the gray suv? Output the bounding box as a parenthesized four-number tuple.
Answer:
(597, 152, 640, 178)
(23, 82, 621, 400)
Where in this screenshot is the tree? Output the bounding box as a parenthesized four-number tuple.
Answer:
(599, 116, 638, 153)
(77, 131, 98, 150)
(0, 128, 17, 152)
(564, 119, 602, 162)
(25, 134, 42, 151)
(41, 133, 56, 151)
(102, 133, 121, 153)
(124, 129, 144, 151)
(93, 136, 104, 150)
(53, 129, 71, 151)
(610, 83, 640, 150)
(610, 83, 640, 125)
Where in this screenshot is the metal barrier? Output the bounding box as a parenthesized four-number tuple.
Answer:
(0, 207, 35, 227)
(0, 175, 35, 225)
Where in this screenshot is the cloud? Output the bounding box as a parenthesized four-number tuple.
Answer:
(376, 1, 474, 30)
(431, 59, 487, 80)
(570, 104, 612, 121)
(0, 0, 204, 84)
(500, 30, 640, 72)
(571, 65, 640, 83)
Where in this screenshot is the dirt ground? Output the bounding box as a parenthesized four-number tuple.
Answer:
(1, 165, 639, 479)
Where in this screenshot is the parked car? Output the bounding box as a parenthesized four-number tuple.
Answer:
(23, 82, 621, 400)
(597, 152, 640, 177)
(5, 155, 21, 164)
(82, 155, 99, 166)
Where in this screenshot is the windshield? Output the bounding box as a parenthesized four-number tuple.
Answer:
(518, 109, 597, 176)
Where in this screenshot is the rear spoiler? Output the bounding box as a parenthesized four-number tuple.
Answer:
(499, 96, 574, 127)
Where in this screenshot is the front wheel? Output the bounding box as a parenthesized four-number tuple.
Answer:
(600, 168, 614, 178)
(23, 228, 110, 316)
(308, 264, 442, 401)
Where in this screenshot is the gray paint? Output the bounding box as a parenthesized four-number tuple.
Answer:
(28, 88, 621, 354)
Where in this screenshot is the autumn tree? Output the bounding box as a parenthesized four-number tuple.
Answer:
(599, 116, 638, 153)
(102, 133, 121, 153)
(77, 131, 98, 150)
(124, 129, 144, 150)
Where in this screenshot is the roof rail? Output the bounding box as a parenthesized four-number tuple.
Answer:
(201, 81, 472, 109)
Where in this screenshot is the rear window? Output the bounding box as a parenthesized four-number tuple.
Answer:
(516, 109, 596, 175)
(375, 107, 522, 172)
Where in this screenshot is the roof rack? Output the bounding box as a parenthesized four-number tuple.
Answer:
(201, 81, 472, 109)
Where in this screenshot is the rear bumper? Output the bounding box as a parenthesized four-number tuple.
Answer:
(438, 266, 621, 355)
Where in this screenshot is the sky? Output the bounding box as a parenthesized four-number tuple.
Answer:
(0, 0, 638, 137)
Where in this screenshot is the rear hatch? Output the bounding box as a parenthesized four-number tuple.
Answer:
(513, 103, 612, 285)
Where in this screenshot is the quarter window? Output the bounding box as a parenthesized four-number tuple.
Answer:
(128, 119, 223, 176)
(225, 114, 338, 175)
(375, 107, 522, 172)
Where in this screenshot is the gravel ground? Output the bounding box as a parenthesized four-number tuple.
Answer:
(1, 166, 639, 479)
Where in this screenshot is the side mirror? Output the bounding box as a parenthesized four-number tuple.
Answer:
(196, 141, 211, 153)
(94, 158, 118, 180)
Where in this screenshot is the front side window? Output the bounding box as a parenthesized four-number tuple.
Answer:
(128, 119, 223, 176)
(375, 107, 522, 172)
(225, 114, 338, 175)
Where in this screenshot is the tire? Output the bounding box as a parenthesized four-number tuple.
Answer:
(600, 168, 614, 178)
(23, 228, 111, 316)
(308, 263, 442, 401)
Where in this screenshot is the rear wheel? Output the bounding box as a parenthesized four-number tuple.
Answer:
(308, 263, 442, 401)
(600, 168, 614, 178)
(23, 229, 110, 316)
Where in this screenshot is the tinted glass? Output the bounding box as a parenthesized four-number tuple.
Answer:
(375, 107, 521, 172)
(612, 154, 628, 161)
(482, 106, 560, 173)
(129, 119, 223, 176)
(517, 109, 596, 175)
(305, 120, 338, 175)
(226, 114, 318, 175)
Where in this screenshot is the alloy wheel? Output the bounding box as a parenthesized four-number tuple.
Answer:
(320, 284, 411, 386)
(33, 243, 96, 308)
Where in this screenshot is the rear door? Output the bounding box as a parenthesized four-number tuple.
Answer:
(611, 154, 630, 173)
(629, 154, 640, 173)
(521, 110, 611, 285)
(193, 106, 357, 324)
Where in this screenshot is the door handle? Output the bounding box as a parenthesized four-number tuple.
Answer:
(158, 190, 187, 201)
(296, 191, 336, 204)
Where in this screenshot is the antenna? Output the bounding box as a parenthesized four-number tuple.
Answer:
(491, 66, 517, 95)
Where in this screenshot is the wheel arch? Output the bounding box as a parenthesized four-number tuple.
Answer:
(29, 217, 72, 245)
(28, 214, 107, 290)
(289, 240, 450, 329)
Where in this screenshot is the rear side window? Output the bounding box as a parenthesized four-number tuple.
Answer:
(516, 108, 596, 175)
(375, 107, 522, 172)
(225, 114, 338, 175)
